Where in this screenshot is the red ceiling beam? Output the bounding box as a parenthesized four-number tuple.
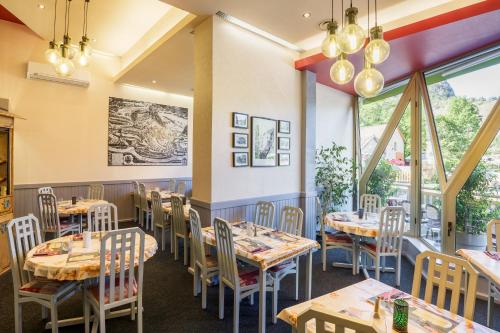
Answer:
(0, 5, 24, 25)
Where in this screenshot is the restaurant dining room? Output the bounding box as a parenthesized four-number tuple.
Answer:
(0, 0, 499, 332)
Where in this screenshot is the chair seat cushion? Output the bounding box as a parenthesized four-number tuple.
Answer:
(325, 233, 353, 245)
(269, 260, 295, 273)
(20, 279, 71, 295)
(238, 268, 260, 287)
(90, 277, 137, 304)
(359, 241, 377, 253)
(206, 255, 218, 269)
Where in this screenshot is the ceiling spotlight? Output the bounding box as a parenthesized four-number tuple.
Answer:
(302, 12, 311, 19)
(38, 3, 45, 9)
(152, 80, 157, 84)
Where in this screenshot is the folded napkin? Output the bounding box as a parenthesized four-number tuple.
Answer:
(484, 251, 500, 261)
(331, 213, 350, 222)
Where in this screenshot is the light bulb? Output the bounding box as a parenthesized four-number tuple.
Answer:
(76, 53, 89, 66)
(354, 65, 384, 98)
(338, 7, 365, 54)
(321, 21, 340, 58)
(44, 41, 60, 65)
(76, 40, 92, 67)
(330, 54, 355, 85)
(365, 26, 390, 64)
(55, 52, 75, 76)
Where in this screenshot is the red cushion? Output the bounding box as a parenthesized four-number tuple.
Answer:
(269, 260, 295, 273)
(238, 269, 260, 287)
(326, 233, 353, 244)
(20, 279, 68, 294)
(90, 277, 137, 304)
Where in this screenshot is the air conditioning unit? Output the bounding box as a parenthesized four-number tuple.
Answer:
(26, 61, 90, 87)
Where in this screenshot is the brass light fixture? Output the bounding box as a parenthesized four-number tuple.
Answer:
(365, 0, 390, 64)
(44, 0, 60, 65)
(338, 0, 365, 54)
(76, 0, 92, 67)
(320, 0, 340, 58)
(55, 0, 75, 76)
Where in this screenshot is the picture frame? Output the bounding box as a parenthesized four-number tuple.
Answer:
(278, 137, 290, 150)
(232, 112, 249, 129)
(251, 116, 277, 167)
(278, 120, 290, 134)
(233, 152, 249, 167)
(232, 133, 248, 148)
(278, 153, 290, 166)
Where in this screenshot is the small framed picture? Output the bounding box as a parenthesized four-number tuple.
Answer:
(278, 137, 290, 150)
(233, 133, 248, 148)
(233, 152, 249, 167)
(278, 153, 290, 166)
(278, 120, 290, 134)
(232, 112, 248, 129)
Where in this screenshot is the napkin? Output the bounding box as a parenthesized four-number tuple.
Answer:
(484, 251, 500, 261)
(331, 213, 350, 222)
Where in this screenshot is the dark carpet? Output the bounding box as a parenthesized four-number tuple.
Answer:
(0, 222, 498, 332)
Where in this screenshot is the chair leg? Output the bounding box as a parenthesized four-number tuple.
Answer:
(42, 305, 48, 320)
(396, 255, 401, 287)
(174, 235, 179, 261)
(375, 255, 380, 281)
(50, 300, 58, 333)
(99, 308, 106, 333)
(487, 283, 494, 327)
(233, 292, 240, 333)
(170, 222, 174, 254)
(295, 258, 299, 301)
(15, 299, 22, 333)
(219, 282, 225, 319)
(183, 237, 188, 266)
(381, 256, 386, 272)
(131, 300, 136, 320)
(193, 264, 200, 297)
(249, 293, 254, 306)
(322, 245, 326, 272)
(84, 294, 90, 333)
(161, 228, 166, 252)
(202, 275, 208, 310)
(137, 298, 143, 333)
(273, 279, 279, 324)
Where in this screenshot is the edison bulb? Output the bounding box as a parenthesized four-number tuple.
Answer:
(365, 27, 390, 64)
(76, 53, 89, 66)
(45, 47, 60, 65)
(321, 32, 340, 58)
(55, 57, 75, 76)
(354, 67, 384, 98)
(330, 55, 355, 84)
(338, 23, 365, 54)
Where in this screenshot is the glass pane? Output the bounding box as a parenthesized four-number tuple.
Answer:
(359, 92, 403, 171)
(426, 62, 500, 177)
(420, 108, 442, 250)
(455, 132, 500, 250)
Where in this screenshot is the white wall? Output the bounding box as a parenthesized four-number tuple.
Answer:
(0, 20, 193, 185)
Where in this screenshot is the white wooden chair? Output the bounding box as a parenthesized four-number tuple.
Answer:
(176, 181, 186, 196)
(172, 195, 189, 265)
(166, 179, 176, 193)
(88, 184, 104, 200)
(214, 218, 273, 333)
(152, 191, 170, 251)
(296, 304, 378, 333)
(318, 198, 355, 273)
(138, 183, 151, 231)
(254, 201, 275, 228)
(360, 194, 382, 214)
(38, 187, 54, 194)
(424, 204, 441, 241)
(38, 193, 80, 240)
(190, 208, 218, 309)
(486, 219, 499, 327)
(87, 203, 118, 232)
(7, 215, 80, 333)
(269, 206, 303, 323)
(412, 250, 479, 320)
(83, 227, 145, 333)
(359, 206, 405, 285)
(132, 181, 141, 224)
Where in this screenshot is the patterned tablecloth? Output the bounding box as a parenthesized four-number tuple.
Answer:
(24, 232, 158, 281)
(278, 278, 493, 332)
(146, 190, 184, 201)
(57, 199, 108, 215)
(324, 212, 380, 237)
(457, 249, 500, 286)
(162, 203, 190, 220)
(202, 222, 319, 271)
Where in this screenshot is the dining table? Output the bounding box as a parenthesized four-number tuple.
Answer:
(146, 190, 184, 201)
(57, 199, 108, 231)
(24, 231, 158, 329)
(278, 278, 494, 332)
(202, 221, 320, 333)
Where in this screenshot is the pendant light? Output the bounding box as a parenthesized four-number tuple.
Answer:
(365, 0, 390, 64)
(56, 0, 75, 76)
(76, 0, 92, 67)
(321, 0, 340, 58)
(330, 53, 355, 84)
(338, 0, 365, 54)
(354, 57, 384, 97)
(44, 0, 60, 65)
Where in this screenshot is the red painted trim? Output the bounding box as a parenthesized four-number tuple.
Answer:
(295, 0, 500, 70)
(0, 5, 24, 25)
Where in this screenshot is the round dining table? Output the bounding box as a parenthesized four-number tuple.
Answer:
(57, 199, 108, 216)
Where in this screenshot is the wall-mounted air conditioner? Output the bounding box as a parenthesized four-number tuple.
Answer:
(26, 61, 90, 88)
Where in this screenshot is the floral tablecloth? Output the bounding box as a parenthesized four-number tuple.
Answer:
(57, 199, 108, 216)
(146, 190, 184, 201)
(324, 212, 380, 237)
(24, 232, 158, 281)
(278, 278, 493, 332)
(202, 222, 319, 271)
(457, 249, 500, 286)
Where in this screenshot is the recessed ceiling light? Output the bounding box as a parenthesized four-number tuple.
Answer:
(38, 3, 45, 9)
(152, 80, 157, 84)
(302, 12, 311, 19)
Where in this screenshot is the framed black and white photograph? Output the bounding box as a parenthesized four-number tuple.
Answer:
(251, 117, 277, 167)
(278, 120, 290, 134)
(232, 112, 248, 129)
(233, 152, 249, 167)
(278, 137, 290, 150)
(278, 153, 290, 166)
(233, 133, 248, 148)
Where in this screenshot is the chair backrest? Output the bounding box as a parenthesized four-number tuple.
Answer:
(166, 179, 176, 193)
(254, 201, 275, 229)
(151, 191, 164, 227)
(214, 218, 239, 290)
(411, 250, 479, 320)
(138, 183, 148, 210)
(360, 194, 382, 214)
(132, 181, 140, 207)
(37, 186, 54, 194)
(176, 181, 186, 195)
(487, 219, 499, 251)
(88, 203, 118, 232)
(98, 227, 145, 306)
(376, 206, 405, 254)
(189, 208, 208, 269)
(296, 304, 377, 333)
(425, 204, 440, 221)
(88, 183, 104, 200)
(37, 193, 60, 234)
(278, 206, 303, 236)
(6, 215, 43, 291)
(171, 195, 186, 234)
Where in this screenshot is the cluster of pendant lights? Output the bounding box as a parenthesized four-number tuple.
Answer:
(44, 0, 92, 76)
(321, 0, 390, 97)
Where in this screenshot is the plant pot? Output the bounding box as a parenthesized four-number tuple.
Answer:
(455, 231, 487, 251)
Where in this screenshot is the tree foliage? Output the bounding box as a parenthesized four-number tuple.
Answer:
(367, 160, 398, 203)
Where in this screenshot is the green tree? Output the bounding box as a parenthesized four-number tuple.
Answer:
(367, 160, 398, 203)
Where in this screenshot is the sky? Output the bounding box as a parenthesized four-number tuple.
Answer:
(447, 63, 500, 98)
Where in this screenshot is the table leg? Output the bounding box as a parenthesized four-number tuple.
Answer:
(305, 250, 312, 300)
(258, 268, 266, 333)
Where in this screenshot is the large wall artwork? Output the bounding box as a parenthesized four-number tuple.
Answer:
(108, 97, 188, 166)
